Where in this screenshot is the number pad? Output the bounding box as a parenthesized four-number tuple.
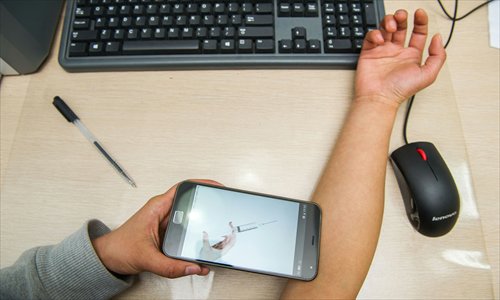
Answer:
(321, 0, 377, 53)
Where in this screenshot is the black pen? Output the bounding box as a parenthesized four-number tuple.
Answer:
(53, 96, 137, 188)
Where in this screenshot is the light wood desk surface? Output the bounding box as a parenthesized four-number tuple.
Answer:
(1, 1, 498, 299)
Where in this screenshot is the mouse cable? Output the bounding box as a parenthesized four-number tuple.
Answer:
(402, 0, 493, 144)
(437, 0, 496, 21)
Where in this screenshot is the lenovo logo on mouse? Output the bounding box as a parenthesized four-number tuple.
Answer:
(432, 211, 457, 222)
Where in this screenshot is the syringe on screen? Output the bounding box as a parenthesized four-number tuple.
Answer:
(236, 220, 277, 233)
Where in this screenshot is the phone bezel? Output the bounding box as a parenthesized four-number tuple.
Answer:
(162, 180, 321, 281)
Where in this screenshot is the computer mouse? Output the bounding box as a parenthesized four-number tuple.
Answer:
(390, 142, 460, 237)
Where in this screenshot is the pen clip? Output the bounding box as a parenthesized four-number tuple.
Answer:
(53, 96, 79, 122)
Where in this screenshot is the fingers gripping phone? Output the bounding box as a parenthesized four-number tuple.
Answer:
(162, 181, 321, 281)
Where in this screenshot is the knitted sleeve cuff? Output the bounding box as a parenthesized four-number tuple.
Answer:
(35, 220, 133, 300)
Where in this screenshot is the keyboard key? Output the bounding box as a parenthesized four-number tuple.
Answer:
(223, 27, 235, 38)
(324, 27, 337, 38)
(352, 14, 362, 25)
(217, 15, 228, 26)
(255, 3, 273, 14)
(93, 6, 104, 16)
(278, 3, 291, 17)
(154, 28, 166, 39)
(186, 3, 198, 13)
(241, 3, 253, 13)
(337, 3, 348, 14)
(196, 27, 208, 38)
(127, 28, 138, 39)
(325, 39, 352, 52)
(354, 39, 363, 50)
(351, 3, 362, 13)
(308, 39, 321, 53)
(73, 19, 90, 29)
(209, 27, 221, 38)
(89, 42, 103, 55)
(323, 3, 334, 14)
(141, 28, 152, 39)
(75, 7, 91, 17)
(71, 30, 98, 41)
(305, 3, 319, 17)
(294, 39, 307, 53)
(100, 29, 111, 40)
(228, 3, 240, 13)
(245, 15, 273, 25)
(108, 17, 119, 27)
(168, 28, 180, 39)
(339, 27, 351, 38)
(231, 15, 242, 26)
(119, 5, 131, 15)
(338, 15, 349, 25)
(69, 42, 87, 56)
(292, 27, 306, 39)
(173, 3, 184, 14)
(214, 3, 226, 13)
(132, 4, 144, 15)
(353, 27, 364, 38)
(255, 39, 274, 53)
(220, 39, 235, 53)
(105, 41, 121, 54)
(292, 3, 305, 16)
(159, 4, 170, 14)
(182, 28, 194, 38)
(114, 29, 125, 39)
(122, 16, 132, 26)
(364, 4, 378, 26)
(106, 6, 117, 15)
(146, 4, 157, 14)
(202, 39, 218, 53)
(324, 15, 336, 25)
(238, 39, 253, 53)
(200, 3, 212, 13)
(123, 40, 201, 54)
(279, 39, 292, 53)
(238, 27, 274, 38)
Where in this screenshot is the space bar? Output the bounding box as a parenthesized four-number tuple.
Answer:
(122, 40, 200, 54)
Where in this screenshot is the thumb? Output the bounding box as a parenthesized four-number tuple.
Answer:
(421, 33, 446, 86)
(144, 251, 204, 278)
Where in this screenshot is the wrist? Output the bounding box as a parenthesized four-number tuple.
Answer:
(352, 95, 400, 117)
(353, 94, 401, 113)
(92, 233, 120, 275)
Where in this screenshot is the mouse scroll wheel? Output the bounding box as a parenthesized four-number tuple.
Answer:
(416, 148, 428, 161)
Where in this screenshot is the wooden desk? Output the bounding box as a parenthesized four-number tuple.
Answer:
(1, 1, 498, 298)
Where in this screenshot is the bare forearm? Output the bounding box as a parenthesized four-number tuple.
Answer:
(282, 100, 397, 299)
(315, 100, 397, 290)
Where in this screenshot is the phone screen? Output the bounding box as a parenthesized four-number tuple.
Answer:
(162, 181, 321, 281)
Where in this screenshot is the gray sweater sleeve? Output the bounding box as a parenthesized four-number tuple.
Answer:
(0, 220, 134, 300)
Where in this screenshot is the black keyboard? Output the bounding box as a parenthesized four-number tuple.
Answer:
(59, 0, 385, 71)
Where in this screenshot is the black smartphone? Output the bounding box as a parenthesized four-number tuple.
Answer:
(162, 181, 321, 281)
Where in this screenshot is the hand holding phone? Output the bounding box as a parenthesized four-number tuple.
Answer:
(162, 181, 322, 281)
(91, 181, 215, 278)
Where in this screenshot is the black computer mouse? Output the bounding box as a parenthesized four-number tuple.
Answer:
(390, 142, 460, 237)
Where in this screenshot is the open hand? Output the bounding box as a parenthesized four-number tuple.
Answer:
(355, 9, 447, 108)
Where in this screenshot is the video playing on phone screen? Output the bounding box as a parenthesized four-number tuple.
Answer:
(162, 182, 321, 281)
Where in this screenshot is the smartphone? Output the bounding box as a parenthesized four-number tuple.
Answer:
(162, 181, 321, 281)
